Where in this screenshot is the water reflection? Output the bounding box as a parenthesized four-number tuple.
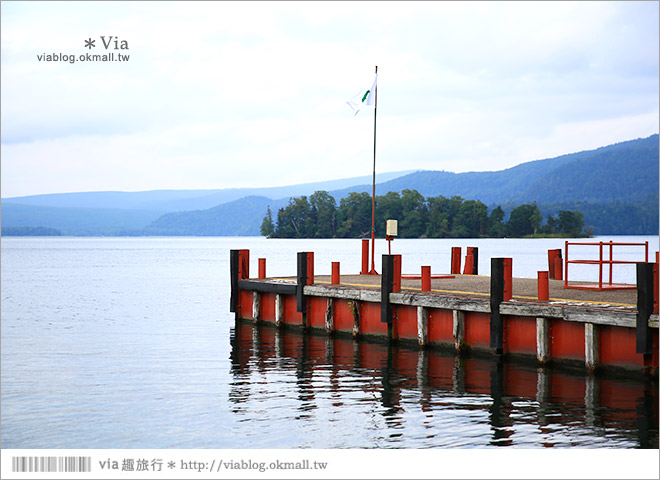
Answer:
(229, 322, 658, 448)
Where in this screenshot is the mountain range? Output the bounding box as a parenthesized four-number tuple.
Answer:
(2, 134, 658, 236)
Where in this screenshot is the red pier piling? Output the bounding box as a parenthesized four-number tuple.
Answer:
(331, 262, 340, 285)
(548, 249, 561, 279)
(463, 255, 474, 275)
(361, 239, 369, 275)
(503, 258, 513, 301)
(421, 266, 431, 291)
(451, 247, 461, 274)
(538, 271, 549, 301)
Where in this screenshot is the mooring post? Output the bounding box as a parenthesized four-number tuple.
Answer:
(392, 255, 402, 293)
(467, 246, 479, 274)
(548, 249, 561, 279)
(361, 239, 369, 275)
(297, 252, 308, 327)
(490, 257, 505, 354)
(548, 250, 555, 279)
(451, 247, 462, 274)
(503, 257, 513, 301)
(230, 249, 250, 315)
(554, 256, 563, 281)
(654, 252, 659, 315)
(421, 266, 431, 292)
(381, 254, 395, 325)
(463, 254, 474, 275)
(538, 271, 549, 301)
(306, 252, 315, 285)
(636, 262, 654, 355)
(230, 249, 239, 314)
(381, 253, 402, 336)
(331, 262, 340, 285)
(238, 249, 250, 280)
(258, 258, 266, 279)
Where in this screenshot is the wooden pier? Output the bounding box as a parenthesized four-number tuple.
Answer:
(230, 247, 659, 374)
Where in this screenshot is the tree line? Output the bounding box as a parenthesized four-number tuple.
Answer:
(260, 189, 587, 239)
(1, 226, 62, 236)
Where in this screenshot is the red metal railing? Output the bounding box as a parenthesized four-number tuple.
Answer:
(564, 240, 648, 290)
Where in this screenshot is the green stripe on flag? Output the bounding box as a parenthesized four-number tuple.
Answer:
(361, 90, 370, 103)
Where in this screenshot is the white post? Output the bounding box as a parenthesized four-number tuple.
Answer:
(585, 323, 599, 371)
(536, 317, 550, 363)
(351, 301, 360, 337)
(453, 310, 465, 351)
(417, 306, 428, 346)
(325, 298, 334, 333)
(252, 291, 260, 322)
(275, 294, 283, 327)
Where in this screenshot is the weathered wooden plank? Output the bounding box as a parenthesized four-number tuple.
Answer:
(390, 292, 490, 313)
(238, 279, 297, 295)
(564, 309, 636, 328)
(500, 302, 564, 318)
(304, 285, 381, 303)
(501, 301, 637, 328)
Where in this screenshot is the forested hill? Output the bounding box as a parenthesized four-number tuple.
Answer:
(327, 135, 659, 205)
(2, 134, 657, 236)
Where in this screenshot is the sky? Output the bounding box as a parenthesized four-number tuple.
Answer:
(1, 1, 658, 198)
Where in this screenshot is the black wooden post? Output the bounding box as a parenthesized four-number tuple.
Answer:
(470, 247, 479, 275)
(230, 249, 239, 313)
(297, 252, 308, 328)
(636, 262, 654, 355)
(381, 254, 394, 325)
(490, 257, 505, 354)
(488, 361, 505, 434)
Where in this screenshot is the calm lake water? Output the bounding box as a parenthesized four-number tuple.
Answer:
(1, 236, 658, 449)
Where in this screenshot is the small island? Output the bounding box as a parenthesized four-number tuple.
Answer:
(261, 189, 588, 239)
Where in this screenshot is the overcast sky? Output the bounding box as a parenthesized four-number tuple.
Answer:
(1, 1, 658, 198)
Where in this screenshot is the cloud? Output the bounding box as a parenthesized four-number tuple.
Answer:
(1, 1, 658, 197)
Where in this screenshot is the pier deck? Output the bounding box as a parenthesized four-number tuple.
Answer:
(230, 249, 659, 374)
(266, 273, 638, 307)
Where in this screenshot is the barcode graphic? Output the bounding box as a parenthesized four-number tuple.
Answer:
(11, 456, 92, 473)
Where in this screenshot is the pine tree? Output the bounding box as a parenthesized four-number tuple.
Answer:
(260, 206, 275, 237)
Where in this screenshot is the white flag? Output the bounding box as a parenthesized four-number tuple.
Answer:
(346, 74, 377, 116)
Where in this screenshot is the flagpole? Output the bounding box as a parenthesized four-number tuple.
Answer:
(369, 65, 378, 274)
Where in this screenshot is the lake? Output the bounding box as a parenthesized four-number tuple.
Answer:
(1, 235, 658, 451)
